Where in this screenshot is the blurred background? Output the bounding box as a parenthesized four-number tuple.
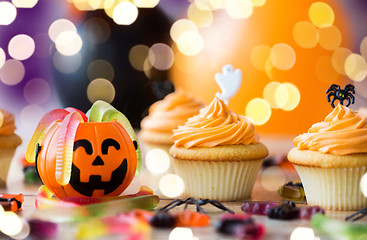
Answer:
(1, 0, 367, 184)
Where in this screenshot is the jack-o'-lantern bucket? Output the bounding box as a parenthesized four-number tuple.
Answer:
(26, 101, 141, 199)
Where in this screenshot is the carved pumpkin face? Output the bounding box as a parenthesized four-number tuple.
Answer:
(37, 121, 137, 199)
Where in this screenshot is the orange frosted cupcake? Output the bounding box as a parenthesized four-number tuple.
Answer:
(170, 97, 268, 201)
(139, 90, 204, 154)
(0, 110, 22, 186)
(288, 103, 367, 210)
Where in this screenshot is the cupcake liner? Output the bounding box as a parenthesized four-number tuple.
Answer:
(0, 147, 17, 186)
(171, 158, 263, 201)
(293, 165, 367, 210)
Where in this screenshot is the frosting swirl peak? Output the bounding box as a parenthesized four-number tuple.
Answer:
(140, 90, 204, 132)
(293, 103, 367, 155)
(0, 110, 17, 135)
(172, 97, 259, 148)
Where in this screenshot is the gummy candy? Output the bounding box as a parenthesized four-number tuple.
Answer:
(267, 201, 300, 220)
(241, 201, 277, 216)
(278, 181, 305, 202)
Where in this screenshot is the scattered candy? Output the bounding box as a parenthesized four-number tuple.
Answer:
(216, 213, 265, 240)
(241, 201, 277, 216)
(33, 194, 159, 222)
(0, 193, 24, 212)
(242, 201, 324, 221)
(28, 219, 58, 239)
(176, 210, 210, 227)
(150, 211, 177, 228)
(312, 213, 367, 240)
(267, 201, 300, 220)
(278, 181, 305, 202)
(299, 206, 325, 220)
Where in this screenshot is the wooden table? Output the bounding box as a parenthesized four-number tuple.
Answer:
(1, 168, 365, 240)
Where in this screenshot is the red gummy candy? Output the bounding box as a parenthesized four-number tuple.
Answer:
(241, 201, 277, 216)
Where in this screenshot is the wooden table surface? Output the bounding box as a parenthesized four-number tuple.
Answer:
(1, 168, 365, 240)
(2, 136, 366, 239)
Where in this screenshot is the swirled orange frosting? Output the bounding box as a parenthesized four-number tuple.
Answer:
(172, 97, 259, 148)
(141, 90, 204, 132)
(0, 110, 17, 135)
(293, 103, 367, 155)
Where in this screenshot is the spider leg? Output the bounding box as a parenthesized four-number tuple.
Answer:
(348, 92, 355, 104)
(326, 84, 340, 93)
(330, 96, 336, 108)
(184, 197, 196, 210)
(326, 92, 335, 103)
(345, 208, 367, 221)
(196, 199, 208, 214)
(159, 198, 186, 211)
(209, 200, 234, 214)
(344, 84, 355, 93)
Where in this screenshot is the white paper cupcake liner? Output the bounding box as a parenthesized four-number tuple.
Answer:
(171, 158, 263, 201)
(0, 147, 17, 186)
(293, 165, 367, 210)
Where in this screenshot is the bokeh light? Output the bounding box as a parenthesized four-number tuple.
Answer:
(72, 0, 95, 11)
(8, 34, 35, 60)
(331, 47, 352, 75)
(24, 78, 51, 104)
(148, 43, 174, 71)
(12, 0, 38, 8)
(0, 2, 17, 25)
(270, 43, 296, 70)
(53, 52, 82, 74)
(129, 44, 150, 71)
(87, 0, 102, 10)
(263, 81, 281, 109)
(278, 83, 301, 111)
(87, 59, 114, 81)
(134, 0, 159, 8)
(260, 166, 285, 191)
(20, 104, 44, 131)
(87, 78, 115, 103)
(169, 227, 194, 240)
(82, 17, 111, 44)
(170, 19, 198, 43)
(290, 227, 315, 240)
(55, 31, 83, 56)
(159, 174, 185, 198)
(309, 2, 335, 28)
(360, 172, 367, 198)
(274, 84, 288, 109)
(113, 2, 138, 25)
(344, 53, 367, 82)
(318, 26, 342, 51)
(225, 0, 253, 19)
(293, 21, 319, 49)
(251, 45, 271, 71)
(250, 0, 266, 7)
(0, 48, 5, 68)
(145, 149, 170, 174)
(0, 59, 25, 86)
(245, 98, 271, 125)
(48, 19, 77, 42)
(177, 31, 204, 56)
(187, 2, 213, 28)
(361, 36, 367, 60)
(0, 211, 23, 237)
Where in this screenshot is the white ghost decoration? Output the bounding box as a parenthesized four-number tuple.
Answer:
(215, 64, 242, 105)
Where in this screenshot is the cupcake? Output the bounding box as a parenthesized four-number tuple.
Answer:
(170, 97, 268, 201)
(288, 103, 367, 210)
(139, 90, 204, 154)
(0, 110, 22, 186)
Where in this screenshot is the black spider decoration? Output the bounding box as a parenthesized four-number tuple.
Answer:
(326, 84, 355, 108)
